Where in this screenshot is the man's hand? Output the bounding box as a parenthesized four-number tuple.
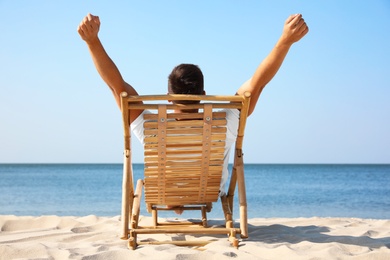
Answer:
(77, 13, 101, 43)
(280, 14, 309, 45)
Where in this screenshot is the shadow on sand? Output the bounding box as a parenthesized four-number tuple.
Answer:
(246, 223, 390, 249)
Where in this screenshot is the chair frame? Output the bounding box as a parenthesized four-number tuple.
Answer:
(120, 92, 251, 249)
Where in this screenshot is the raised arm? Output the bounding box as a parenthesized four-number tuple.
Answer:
(77, 13, 142, 123)
(237, 14, 309, 116)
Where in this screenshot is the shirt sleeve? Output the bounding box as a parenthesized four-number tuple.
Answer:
(130, 110, 151, 145)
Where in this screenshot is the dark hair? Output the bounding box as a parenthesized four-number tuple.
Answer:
(168, 64, 204, 95)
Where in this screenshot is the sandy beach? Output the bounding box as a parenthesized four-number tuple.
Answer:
(1, 215, 389, 259)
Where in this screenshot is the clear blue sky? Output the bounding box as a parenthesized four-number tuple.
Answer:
(1, 1, 389, 163)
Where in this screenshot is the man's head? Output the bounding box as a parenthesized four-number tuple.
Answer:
(168, 64, 204, 95)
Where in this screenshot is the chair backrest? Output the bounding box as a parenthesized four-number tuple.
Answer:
(120, 93, 251, 206)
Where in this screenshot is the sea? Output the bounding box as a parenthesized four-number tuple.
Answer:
(1, 164, 389, 220)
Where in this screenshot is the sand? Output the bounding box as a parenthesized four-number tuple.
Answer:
(1, 215, 390, 260)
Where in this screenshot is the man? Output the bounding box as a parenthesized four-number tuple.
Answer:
(77, 13, 308, 201)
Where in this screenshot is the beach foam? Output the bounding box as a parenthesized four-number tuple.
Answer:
(0, 215, 389, 259)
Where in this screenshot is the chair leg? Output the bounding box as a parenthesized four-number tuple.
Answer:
(227, 166, 237, 214)
(128, 180, 143, 249)
(131, 180, 143, 228)
(228, 229, 239, 248)
(201, 206, 207, 227)
(128, 230, 137, 250)
(221, 195, 233, 228)
(152, 207, 158, 227)
(206, 202, 212, 212)
(121, 151, 134, 239)
(235, 151, 248, 238)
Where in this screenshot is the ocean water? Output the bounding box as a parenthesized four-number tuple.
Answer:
(0, 164, 389, 219)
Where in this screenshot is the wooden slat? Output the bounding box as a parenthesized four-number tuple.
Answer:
(145, 177, 221, 181)
(143, 157, 225, 164)
(145, 195, 219, 200)
(144, 165, 223, 170)
(145, 193, 220, 198)
(144, 112, 227, 120)
(144, 174, 222, 180)
(145, 192, 220, 196)
(144, 174, 223, 179)
(145, 189, 220, 193)
(144, 127, 227, 136)
(145, 193, 219, 197)
(145, 194, 220, 198)
(144, 176, 222, 181)
(145, 189, 220, 194)
(144, 134, 226, 144)
(132, 227, 241, 235)
(145, 191, 219, 195)
(144, 147, 225, 155)
(144, 119, 227, 129)
(144, 160, 224, 167)
(145, 195, 219, 201)
(144, 166, 223, 173)
(130, 103, 242, 110)
(145, 176, 223, 181)
(143, 150, 224, 157)
(144, 171, 222, 175)
(144, 155, 224, 163)
(144, 183, 221, 189)
(145, 191, 220, 195)
(126, 94, 244, 102)
(144, 142, 225, 149)
(144, 197, 220, 204)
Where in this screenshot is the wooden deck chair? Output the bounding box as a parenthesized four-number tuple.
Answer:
(120, 92, 251, 249)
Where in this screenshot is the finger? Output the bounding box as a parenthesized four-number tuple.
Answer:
(91, 15, 100, 28)
(286, 14, 299, 24)
(88, 13, 99, 23)
(291, 14, 302, 26)
(79, 22, 91, 35)
(300, 25, 309, 36)
(295, 18, 305, 30)
(85, 14, 99, 30)
(95, 16, 100, 26)
(296, 19, 307, 31)
(296, 22, 308, 37)
(82, 15, 95, 31)
(77, 24, 86, 37)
